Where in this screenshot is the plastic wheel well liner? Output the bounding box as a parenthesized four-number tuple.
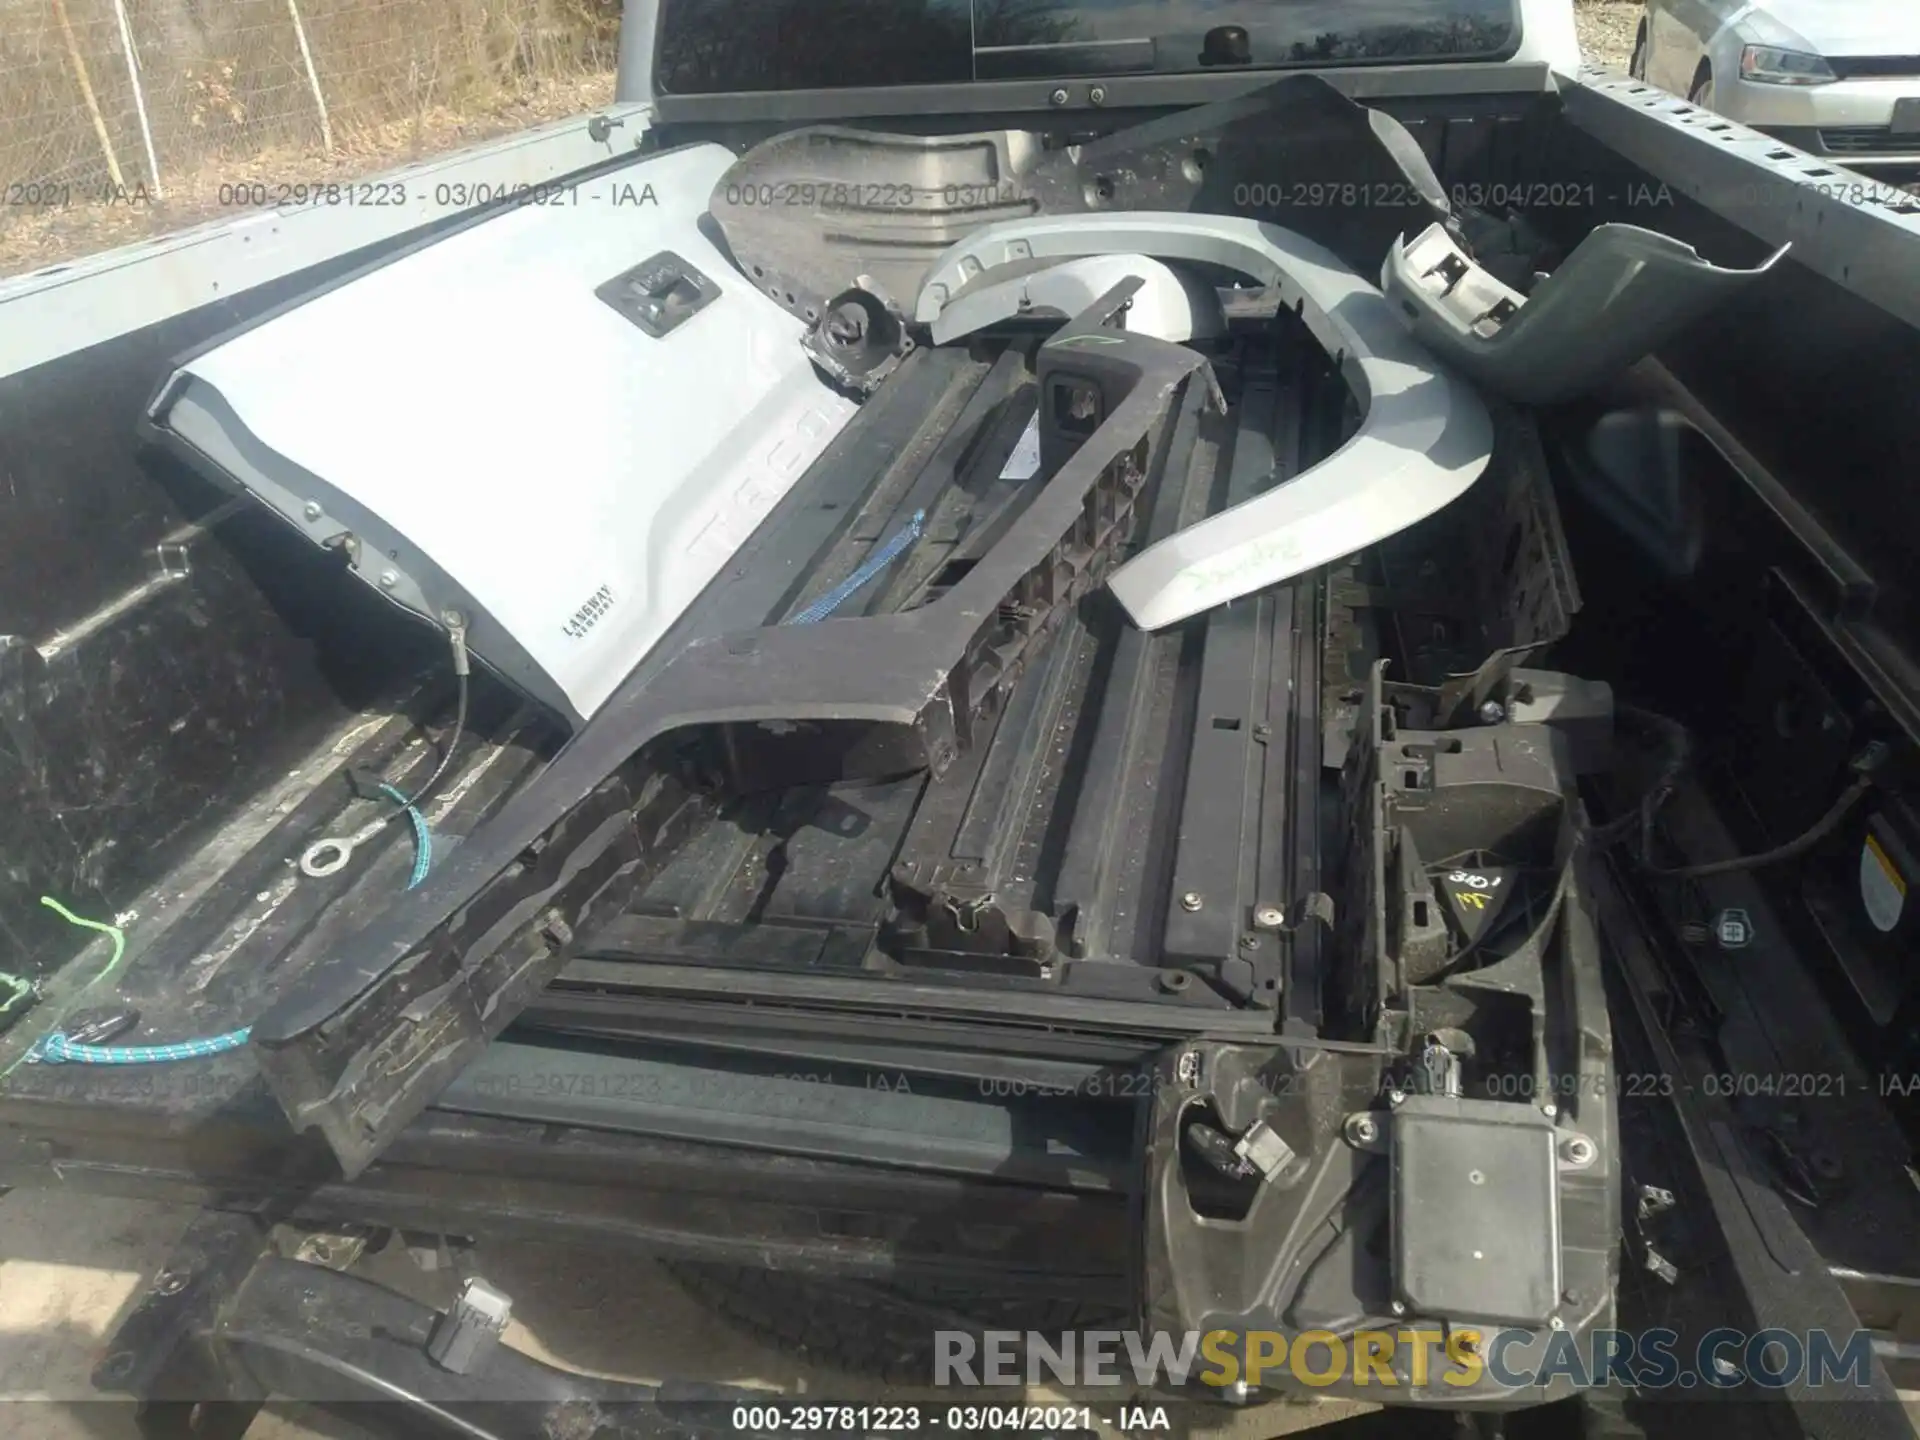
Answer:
(915, 212, 1495, 631)
(928, 253, 1227, 346)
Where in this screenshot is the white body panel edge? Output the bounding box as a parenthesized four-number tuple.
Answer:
(915, 214, 1495, 631)
(153, 143, 855, 725)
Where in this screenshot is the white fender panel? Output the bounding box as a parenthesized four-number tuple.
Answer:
(929, 253, 1228, 345)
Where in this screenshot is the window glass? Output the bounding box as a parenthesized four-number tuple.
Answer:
(656, 0, 1519, 94)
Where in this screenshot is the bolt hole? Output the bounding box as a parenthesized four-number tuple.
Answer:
(1774, 695, 1804, 738)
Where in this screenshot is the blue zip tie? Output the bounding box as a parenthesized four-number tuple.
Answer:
(378, 782, 433, 890)
(35, 1027, 251, 1065)
(786, 509, 926, 625)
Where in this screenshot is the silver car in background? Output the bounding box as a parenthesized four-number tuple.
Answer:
(1630, 0, 1920, 171)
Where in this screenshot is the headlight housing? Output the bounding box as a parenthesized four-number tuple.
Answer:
(1739, 45, 1837, 85)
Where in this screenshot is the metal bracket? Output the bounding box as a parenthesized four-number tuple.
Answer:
(594, 249, 722, 339)
(804, 280, 914, 396)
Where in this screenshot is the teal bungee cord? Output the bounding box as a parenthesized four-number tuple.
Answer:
(381, 782, 434, 891)
(36, 1029, 253, 1065)
(0, 897, 133, 1079)
(21, 785, 432, 1068)
(16, 904, 246, 1064)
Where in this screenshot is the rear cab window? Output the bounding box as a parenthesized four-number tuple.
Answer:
(656, 0, 1523, 94)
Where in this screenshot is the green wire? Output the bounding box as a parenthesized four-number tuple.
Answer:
(38, 895, 128, 992)
(0, 898, 131, 1082)
(0, 973, 30, 1013)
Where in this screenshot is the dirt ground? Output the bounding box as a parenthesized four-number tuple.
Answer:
(0, 1189, 847, 1434)
(1576, 0, 1642, 72)
(0, 1187, 836, 1439)
(0, 1187, 1376, 1438)
(0, 71, 619, 282)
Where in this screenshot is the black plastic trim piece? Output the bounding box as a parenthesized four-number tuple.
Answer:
(248, 285, 1218, 1179)
(0, 1105, 1133, 1294)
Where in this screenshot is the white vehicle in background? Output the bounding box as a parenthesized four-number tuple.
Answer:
(1516, 0, 1583, 73)
(1630, 0, 1920, 171)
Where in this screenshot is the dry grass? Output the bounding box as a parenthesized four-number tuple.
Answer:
(0, 67, 612, 278)
(0, 0, 616, 279)
(1576, 0, 1642, 71)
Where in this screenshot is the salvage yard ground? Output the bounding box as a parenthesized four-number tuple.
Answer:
(0, 1190, 1370, 1437)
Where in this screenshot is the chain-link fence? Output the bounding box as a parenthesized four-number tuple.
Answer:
(0, 0, 619, 276)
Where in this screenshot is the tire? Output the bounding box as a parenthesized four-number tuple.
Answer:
(1628, 24, 1648, 80)
(662, 1261, 1127, 1383)
(1688, 67, 1714, 109)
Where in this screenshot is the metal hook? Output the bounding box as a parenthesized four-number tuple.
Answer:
(300, 815, 390, 878)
